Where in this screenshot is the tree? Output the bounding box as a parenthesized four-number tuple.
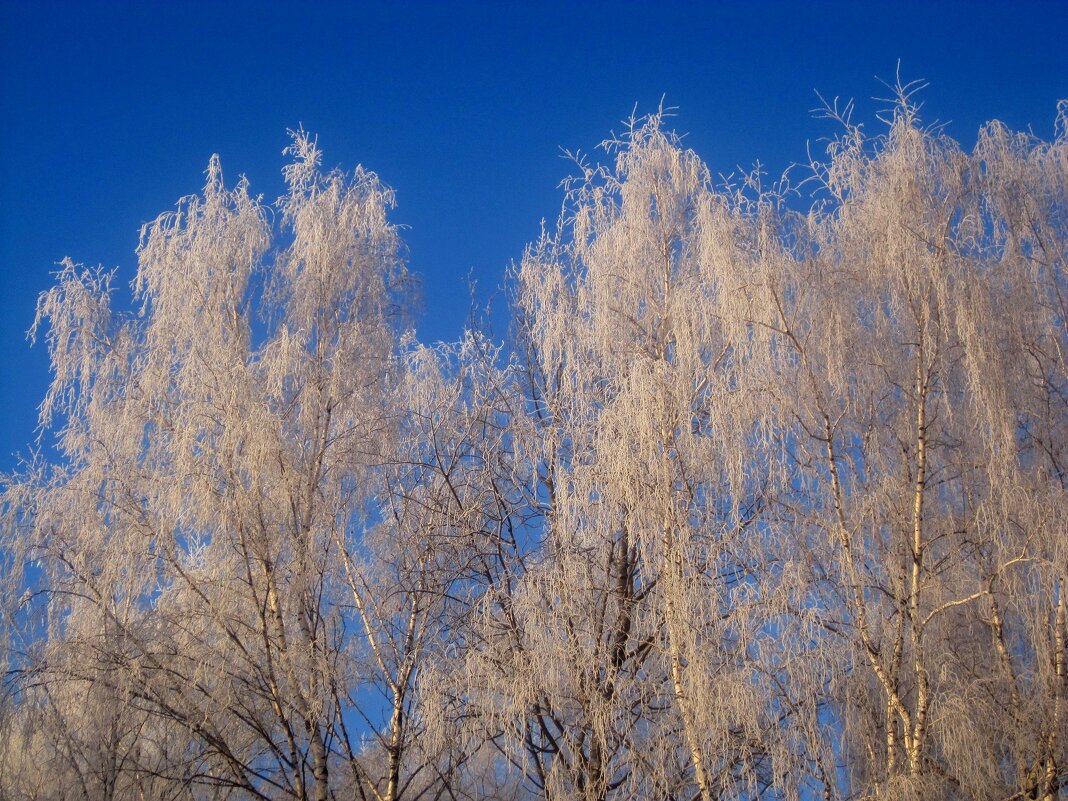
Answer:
(337, 332, 521, 801)
(452, 111, 820, 801)
(3, 130, 415, 801)
(3, 88, 1066, 801)
(755, 86, 1068, 800)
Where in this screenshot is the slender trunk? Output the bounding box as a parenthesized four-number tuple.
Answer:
(662, 521, 713, 801)
(907, 353, 930, 778)
(385, 691, 404, 801)
(1038, 586, 1065, 801)
(309, 722, 329, 801)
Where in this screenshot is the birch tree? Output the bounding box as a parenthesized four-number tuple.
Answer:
(336, 332, 522, 801)
(2, 87, 1065, 801)
(455, 111, 820, 801)
(761, 85, 1068, 800)
(2, 131, 413, 801)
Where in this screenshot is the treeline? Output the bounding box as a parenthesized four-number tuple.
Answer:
(1, 87, 1066, 801)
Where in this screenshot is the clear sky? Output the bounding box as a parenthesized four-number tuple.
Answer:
(2, 0, 1066, 472)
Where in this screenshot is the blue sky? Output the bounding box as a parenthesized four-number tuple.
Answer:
(2, 0, 1066, 472)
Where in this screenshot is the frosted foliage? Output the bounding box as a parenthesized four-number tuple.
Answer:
(0, 132, 434, 801)
(767, 90, 1068, 800)
(446, 101, 1065, 801)
(2, 94, 1066, 801)
(465, 113, 815, 801)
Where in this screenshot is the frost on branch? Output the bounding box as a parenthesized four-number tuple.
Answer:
(2, 92, 1066, 801)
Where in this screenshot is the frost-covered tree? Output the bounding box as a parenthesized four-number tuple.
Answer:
(752, 86, 1068, 800)
(448, 95, 1066, 801)
(2, 87, 1066, 801)
(2, 131, 421, 801)
(338, 332, 522, 801)
(448, 112, 822, 801)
